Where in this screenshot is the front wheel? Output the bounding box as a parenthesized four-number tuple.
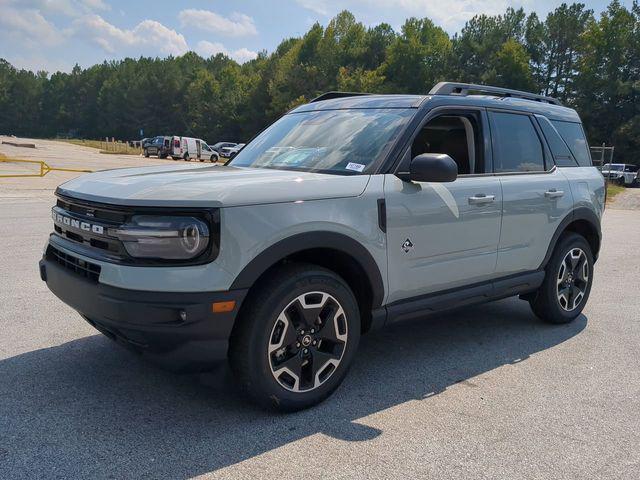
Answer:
(229, 264, 360, 411)
(529, 233, 594, 324)
(144, 149, 149, 158)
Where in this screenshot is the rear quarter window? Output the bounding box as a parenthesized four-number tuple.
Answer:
(536, 116, 577, 167)
(551, 120, 592, 167)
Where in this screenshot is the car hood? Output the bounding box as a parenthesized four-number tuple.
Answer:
(57, 163, 370, 208)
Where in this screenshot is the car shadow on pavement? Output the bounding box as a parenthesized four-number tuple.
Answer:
(0, 298, 586, 478)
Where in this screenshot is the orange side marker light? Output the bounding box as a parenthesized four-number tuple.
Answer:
(212, 300, 236, 313)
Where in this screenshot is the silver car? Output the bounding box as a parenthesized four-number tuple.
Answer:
(40, 82, 605, 411)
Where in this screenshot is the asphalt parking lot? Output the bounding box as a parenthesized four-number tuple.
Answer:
(1, 140, 639, 479)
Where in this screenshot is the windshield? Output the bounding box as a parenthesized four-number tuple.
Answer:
(229, 108, 414, 174)
(603, 164, 623, 171)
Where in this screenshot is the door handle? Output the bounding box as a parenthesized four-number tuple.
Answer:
(544, 189, 565, 199)
(468, 194, 496, 205)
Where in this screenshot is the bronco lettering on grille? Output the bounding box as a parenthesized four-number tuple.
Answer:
(52, 209, 104, 235)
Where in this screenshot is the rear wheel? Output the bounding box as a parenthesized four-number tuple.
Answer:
(144, 149, 149, 158)
(183, 153, 189, 161)
(529, 233, 594, 324)
(229, 264, 360, 411)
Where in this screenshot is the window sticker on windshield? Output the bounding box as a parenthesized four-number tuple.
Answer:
(346, 162, 365, 172)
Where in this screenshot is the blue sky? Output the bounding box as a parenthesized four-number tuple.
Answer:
(0, 0, 629, 73)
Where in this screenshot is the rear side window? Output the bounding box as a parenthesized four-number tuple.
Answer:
(536, 116, 577, 167)
(490, 112, 545, 172)
(551, 121, 592, 166)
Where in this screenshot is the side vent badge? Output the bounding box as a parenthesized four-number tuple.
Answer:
(402, 238, 414, 253)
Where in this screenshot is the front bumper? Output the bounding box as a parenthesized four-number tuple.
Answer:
(39, 250, 247, 371)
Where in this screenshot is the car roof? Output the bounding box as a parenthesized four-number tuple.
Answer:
(293, 94, 425, 111)
(292, 92, 581, 122)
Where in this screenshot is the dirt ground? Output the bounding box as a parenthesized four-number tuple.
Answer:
(609, 186, 640, 210)
(0, 136, 173, 199)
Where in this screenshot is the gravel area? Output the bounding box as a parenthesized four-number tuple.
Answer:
(609, 186, 640, 210)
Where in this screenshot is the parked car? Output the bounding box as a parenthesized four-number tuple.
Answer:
(211, 142, 237, 156)
(170, 137, 219, 162)
(143, 136, 172, 158)
(40, 82, 604, 411)
(601, 163, 638, 186)
(223, 143, 245, 159)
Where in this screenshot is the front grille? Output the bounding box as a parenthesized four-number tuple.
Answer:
(56, 197, 128, 223)
(52, 197, 128, 258)
(47, 245, 101, 282)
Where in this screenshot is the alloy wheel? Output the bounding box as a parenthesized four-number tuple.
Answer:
(556, 247, 589, 311)
(268, 291, 348, 392)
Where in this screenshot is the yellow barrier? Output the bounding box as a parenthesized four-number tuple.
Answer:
(0, 158, 92, 178)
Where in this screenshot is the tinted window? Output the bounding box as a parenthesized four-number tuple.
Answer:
(537, 116, 577, 167)
(490, 112, 545, 172)
(551, 121, 591, 166)
(412, 115, 484, 174)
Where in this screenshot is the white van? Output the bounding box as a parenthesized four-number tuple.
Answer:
(171, 137, 219, 162)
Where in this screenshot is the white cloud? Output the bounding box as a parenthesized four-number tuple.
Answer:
(196, 40, 258, 63)
(196, 40, 227, 57)
(72, 14, 188, 55)
(0, 6, 64, 47)
(178, 9, 258, 37)
(232, 47, 259, 63)
(295, 0, 329, 16)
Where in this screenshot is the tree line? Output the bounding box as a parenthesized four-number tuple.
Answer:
(0, 1, 638, 164)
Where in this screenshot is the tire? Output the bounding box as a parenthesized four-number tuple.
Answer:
(183, 153, 189, 162)
(144, 149, 149, 158)
(529, 232, 594, 324)
(210, 154, 218, 163)
(229, 263, 360, 411)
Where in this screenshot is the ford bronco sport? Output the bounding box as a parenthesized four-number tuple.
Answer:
(40, 83, 605, 411)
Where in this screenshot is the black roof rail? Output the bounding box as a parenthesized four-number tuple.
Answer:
(310, 91, 372, 103)
(429, 82, 562, 106)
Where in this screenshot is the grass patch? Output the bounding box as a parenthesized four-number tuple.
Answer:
(606, 182, 625, 202)
(59, 139, 141, 155)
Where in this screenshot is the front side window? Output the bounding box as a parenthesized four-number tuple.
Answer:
(490, 112, 545, 172)
(411, 114, 484, 174)
(551, 121, 592, 167)
(229, 108, 414, 174)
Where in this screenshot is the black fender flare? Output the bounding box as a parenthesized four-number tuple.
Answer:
(229, 231, 385, 308)
(539, 207, 602, 268)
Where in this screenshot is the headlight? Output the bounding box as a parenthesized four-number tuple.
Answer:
(110, 215, 210, 260)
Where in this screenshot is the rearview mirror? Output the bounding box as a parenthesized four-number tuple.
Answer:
(408, 153, 458, 183)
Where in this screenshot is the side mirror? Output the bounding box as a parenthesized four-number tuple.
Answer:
(408, 153, 458, 183)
